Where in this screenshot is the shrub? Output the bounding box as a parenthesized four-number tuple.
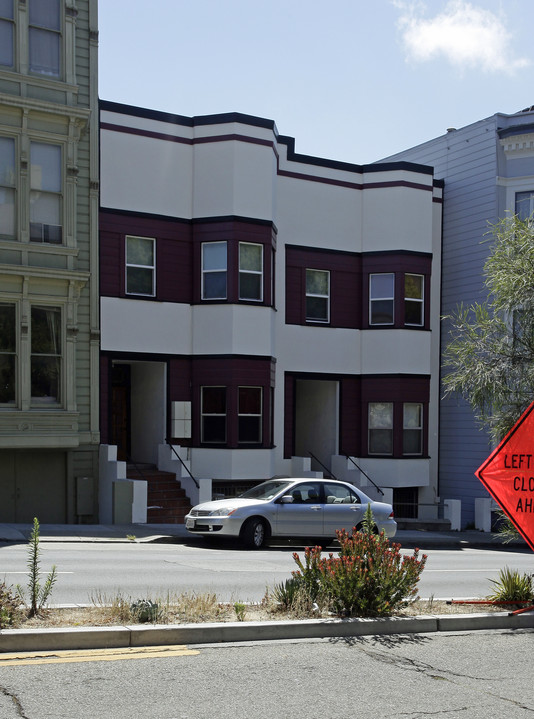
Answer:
(130, 599, 161, 623)
(0, 581, 24, 628)
(291, 509, 427, 617)
(17, 517, 57, 618)
(488, 567, 534, 603)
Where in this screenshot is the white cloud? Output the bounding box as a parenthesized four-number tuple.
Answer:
(395, 0, 530, 73)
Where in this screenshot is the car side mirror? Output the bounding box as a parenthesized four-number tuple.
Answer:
(280, 495, 294, 504)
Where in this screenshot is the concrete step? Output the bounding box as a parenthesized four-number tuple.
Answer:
(396, 518, 452, 531)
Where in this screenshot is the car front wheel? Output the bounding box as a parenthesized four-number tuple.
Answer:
(241, 517, 268, 549)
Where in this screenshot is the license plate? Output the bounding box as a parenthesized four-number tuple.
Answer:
(185, 518, 195, 529)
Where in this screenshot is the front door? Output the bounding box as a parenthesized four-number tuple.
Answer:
(111, 365, 130, 461)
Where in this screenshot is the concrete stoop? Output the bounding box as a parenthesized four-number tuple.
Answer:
(1, 612, 533, 653)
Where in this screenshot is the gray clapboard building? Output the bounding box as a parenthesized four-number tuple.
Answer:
(0, 0, 99, 522)
(382, 106, 534, 526)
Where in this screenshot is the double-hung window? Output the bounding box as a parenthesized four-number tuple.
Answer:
(202, 242, 227, 300)
(126, 236, 155, 296)
(369, 273, 394, 325)
(30, 142, 62, 244)
(239, 242, 263, 301)
(0, 136, 15, 239)
(238, 387, 262, 443)
(0, 0, 14, 69)
(368, 402, 393, 455)
(404, 274, 424, 326)
(201, 387, 227, 443)
(403, 403, 423, 455)
(0, 303, 16, 405)
(31, 305, 61, 405)
(516, 191, 534, 221)
(306, 269, 330, 322)
(29, 0, 61, 78)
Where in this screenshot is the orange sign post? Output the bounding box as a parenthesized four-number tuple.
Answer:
(475, 401, 534, 552)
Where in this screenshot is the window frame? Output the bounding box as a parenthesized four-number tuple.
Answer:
(29, 140, 63, 245)
(30, 304, 62, 407)
(28, 0, 62, 79)
(368, 401, 393, 456)
(200, 386, 227, 444)
(239, 242, 263, 302)
(305, 268, 330, 323)
(0, 301, 17, 406)
(0, 0, 14, 71)
(403, 402, 423, 456)
(515, 191, 534, 221)
(404, 273, 424, 327)
(238, 386, 263, 444)
(0, 135, 16, 240)
(125, 235, 156, 297)
(369, 273, 395, 326)
(201, 241, 228, 300)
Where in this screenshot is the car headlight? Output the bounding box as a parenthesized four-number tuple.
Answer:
(209, 507, 237, 517)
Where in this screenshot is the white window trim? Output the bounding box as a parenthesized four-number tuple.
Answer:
(369, 273, 394, 326)
(201, 386, 227, 443)
(305, 268, 330, 323)
(125, 235, 156, 297)
(238, 385, 263, 444)
(239, 242, 263, 302)
(202, 241, 227, 300)
(404, 273, 424, 327)
(403, 402, 423, 456)
(368, 401, 393, 456)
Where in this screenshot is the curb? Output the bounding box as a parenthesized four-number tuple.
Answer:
(1, 612, 533, 652)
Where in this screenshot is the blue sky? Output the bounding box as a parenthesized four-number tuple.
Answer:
(98, 0, 533, 164)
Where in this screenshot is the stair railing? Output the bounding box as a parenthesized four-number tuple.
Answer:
(307, 451, 340, 481)
(345, 455, 384, 496)
(165, 438, 199, 489)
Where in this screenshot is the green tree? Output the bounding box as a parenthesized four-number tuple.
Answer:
(443, 214, 534, 540)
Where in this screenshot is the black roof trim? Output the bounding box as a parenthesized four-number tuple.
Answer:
(498, 123, 534, 139)
(100, 206, 278, 232)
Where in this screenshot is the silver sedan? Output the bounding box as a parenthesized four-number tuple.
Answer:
(185, 478, 397, 548)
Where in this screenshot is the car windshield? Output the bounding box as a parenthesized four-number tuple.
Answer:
(239, 480, 293, 501)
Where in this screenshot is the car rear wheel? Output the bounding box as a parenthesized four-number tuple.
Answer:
(241, 517, 268, 549)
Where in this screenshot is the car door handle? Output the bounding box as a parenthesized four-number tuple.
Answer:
(350, 506, 361, 511)
(309, 505, 322, 511)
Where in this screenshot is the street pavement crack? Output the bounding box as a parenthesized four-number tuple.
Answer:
(0, 685, 30, 719)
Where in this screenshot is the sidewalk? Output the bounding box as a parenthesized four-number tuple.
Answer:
(0, 522, 527, 550)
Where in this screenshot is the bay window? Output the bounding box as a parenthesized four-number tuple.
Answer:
(368, 402, 393, 455)
(239, 242, 263, 301)
(306, 269, 330, 323)
(126, 236, 155, 296)
(238, 386, 262, 443)
(201, 386, 227, 443)
(404, 274, 424, 326)
(202, 242, 227, 300)
(30, 142, 62, 244)
(516, 191, 534, 221)
(369, 273, 394, 325)
(403, 403, 423, 455)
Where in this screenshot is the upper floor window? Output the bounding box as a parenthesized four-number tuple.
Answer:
(29, 141, 62, 244)
(201, 386, 227, 443)
(0, 302, 16, 405)
(405, 274, 424, 326)
(0, 136, 15, 239)
(516, 191, 534, 221)
(369, 273, 394, 325)
(29, 0, 61, 78)
(30, 305, 61, 405)
(239, 242, 263, 301)
(238, 386, 262, 443)
(403, 403, 423, 455)
(368, 402, 393, 455)
(0, 0, 14, 69)
(306, 269, 330, 323)
(202, 241, 227, 300)
(126, 236, 155, 296)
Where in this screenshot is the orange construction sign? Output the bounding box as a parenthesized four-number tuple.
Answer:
(475, 401, 534, 552)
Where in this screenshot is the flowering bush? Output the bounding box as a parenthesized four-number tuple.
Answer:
(290, 508, 427, 617)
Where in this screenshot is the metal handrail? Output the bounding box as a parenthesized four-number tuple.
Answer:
(307, 451, 340, 481)
(345, 455, 384, 496)
(165, 439, 199, 489)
